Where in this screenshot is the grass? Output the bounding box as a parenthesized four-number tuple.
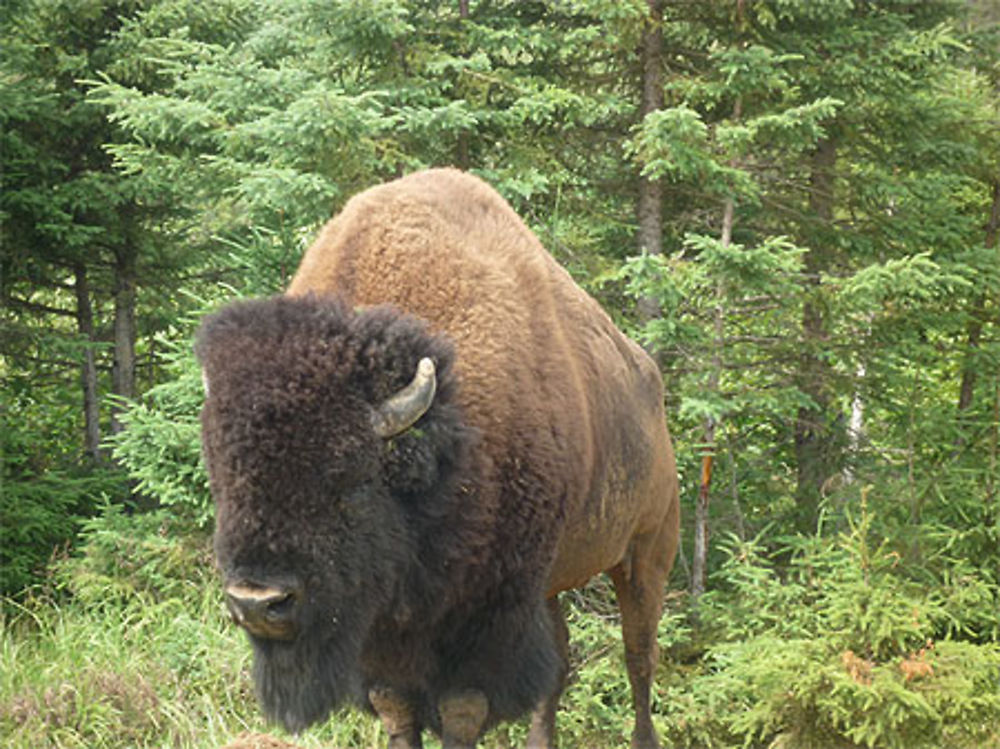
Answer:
(4, 589, 242, 747)
(6, 504, 1000, 749)
(0, 585, 393, 749)
(0, 558, 639, 749)
(0, 512, 391, 749)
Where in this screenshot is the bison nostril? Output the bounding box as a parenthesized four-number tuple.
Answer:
(225, 580, 303, 640)
(266, 592, 297, 618)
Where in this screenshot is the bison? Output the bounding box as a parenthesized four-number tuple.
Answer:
(196, 168, 679, 749)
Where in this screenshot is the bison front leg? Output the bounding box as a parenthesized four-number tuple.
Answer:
(438, 688, 489, 749)
(369, 687, 423, 749)
(525, 597, 569, 749)
(610, 512, 678, 749)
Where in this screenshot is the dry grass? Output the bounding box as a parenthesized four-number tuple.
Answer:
(2, 668, 159, 737)
(220, 732, 308, 749)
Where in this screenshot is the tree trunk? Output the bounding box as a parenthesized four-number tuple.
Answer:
(455, 0, 471, 169)
(794, 136, 842, 533)
(636, 0, 664, 329)
(691, 204, 732, 601)
(845, 359, 866, 484)
(989, 379, 998, 509)
(692, 106, 739, 600)
(111, 245, 137, 436)
(74, 263, 101, 461)
(956, 179, 999, 423)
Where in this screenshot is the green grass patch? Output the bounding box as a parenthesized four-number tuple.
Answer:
(4, 500, 1000, 748)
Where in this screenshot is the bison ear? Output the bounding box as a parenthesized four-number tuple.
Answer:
(371, 357, 437, 439)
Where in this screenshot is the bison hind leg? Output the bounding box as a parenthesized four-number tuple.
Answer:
(610, 511, 678, 749)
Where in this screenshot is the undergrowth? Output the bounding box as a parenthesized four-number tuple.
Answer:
(654, 491, 1000, 749)
(2, 495, 1000, 748)
(0, 504, 379, 749)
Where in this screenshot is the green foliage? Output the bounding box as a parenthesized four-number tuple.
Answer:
(52, 501, 211, 605)
(615, 234, 808, 529)
(1, 0, 237, 598)
(110, 333, 211, 527)
(655, 496, 1000, 749)
(0, 375, 122, 597)
(0, 468, 111, 600)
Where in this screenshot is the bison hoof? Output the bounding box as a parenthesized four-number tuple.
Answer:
(438, 689, 488, 749)
(369, 687, 422, 748)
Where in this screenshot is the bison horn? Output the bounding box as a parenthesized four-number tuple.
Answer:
(371, 357, 437, 438)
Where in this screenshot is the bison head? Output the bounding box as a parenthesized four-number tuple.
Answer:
(195, 295, 465, 732)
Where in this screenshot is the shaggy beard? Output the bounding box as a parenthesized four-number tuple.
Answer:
(249, 620, 366, 733)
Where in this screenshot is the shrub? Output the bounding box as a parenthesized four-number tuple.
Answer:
(51, 500, 215, 606)
(657, 492, 1000, 749)
(0, 402, 122, 597)
(110, 337, 213, 529)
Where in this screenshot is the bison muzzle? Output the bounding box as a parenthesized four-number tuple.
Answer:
(197, 169, 680, 749)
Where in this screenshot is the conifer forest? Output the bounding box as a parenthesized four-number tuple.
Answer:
(2, 1, 1000, 747)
